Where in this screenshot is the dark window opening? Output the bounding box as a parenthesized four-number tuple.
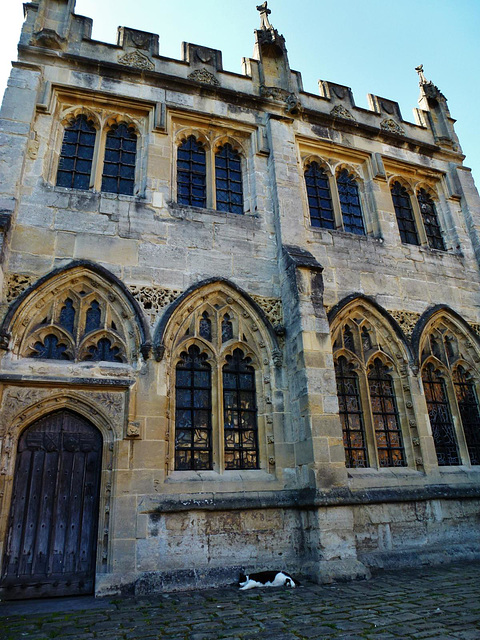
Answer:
(391, 181, 420, 245)
(223, 348, 258, 469)
(337, 169, 365, 235)
(215, 144, 244, 214)
(417, 188, 445, 250)
(101, 123, 137, 196)
(56, 115, 96, 190)
(304, 162, 335, 229)
(454, 366, 480, 465)
(177, 136, 207, 208)
(335, 356, 368, 468)
(175, 345, 212, 470)
(368, 359, 406, 467)
(422, 363, 459, 465)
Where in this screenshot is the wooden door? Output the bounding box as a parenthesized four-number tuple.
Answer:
(1, 410, 103, 600)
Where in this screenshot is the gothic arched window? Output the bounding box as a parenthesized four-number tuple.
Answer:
(336, 169, 365, 235)
(101, 123, 137, 196)
(453, 366, 480, 465)
(304, 162, 335, 229)
(175, 345, 212, 470)
(332, 307, 409, 469)
(223, 349, 259, 470)
(368, 358, 405, 467)
(215, 144, 244, 214)
(335, 356, 368, 468)
(56, 114, 96, 190)
(177, 135, 207, 208)
(422, 363, 460, 465)
(417, 188, 445, 251)
(391, 181, 419, 246)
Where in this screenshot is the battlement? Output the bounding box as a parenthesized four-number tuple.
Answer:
(18, 0, 461, 156)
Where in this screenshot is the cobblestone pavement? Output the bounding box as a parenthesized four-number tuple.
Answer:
(1, 562, 479, 640)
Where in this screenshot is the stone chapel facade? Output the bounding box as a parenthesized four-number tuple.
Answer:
(0, 0, 479, 599)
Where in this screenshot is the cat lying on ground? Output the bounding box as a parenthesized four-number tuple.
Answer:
(238, 570, 299, 590)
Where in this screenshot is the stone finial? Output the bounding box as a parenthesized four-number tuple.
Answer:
(257, 2, 273, 30)
(415, 64, 428, 85)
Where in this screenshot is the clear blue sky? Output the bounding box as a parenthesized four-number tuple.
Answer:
(1, 0, 480, 184)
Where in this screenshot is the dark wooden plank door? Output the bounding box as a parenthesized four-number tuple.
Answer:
(1, 410, 102, 600)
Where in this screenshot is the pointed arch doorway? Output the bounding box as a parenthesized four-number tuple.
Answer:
(1, 410, 103, 600)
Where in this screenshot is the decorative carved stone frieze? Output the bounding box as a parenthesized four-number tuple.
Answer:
(330, 105, 356, 121)
(380, 118, 405, 136)
(470, 323, 480, 338)
(389, 310, 421, 338)
(251, 295, 283, 328)
(187, 68, 220, 86)
(118, 50, 155, 71)
(4, 273, 35, 303)
(128, 285, 183, 326)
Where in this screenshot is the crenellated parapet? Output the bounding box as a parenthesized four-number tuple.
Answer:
(16, 0, 464, 160)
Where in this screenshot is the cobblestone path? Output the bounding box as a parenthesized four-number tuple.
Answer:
(0, 562, 479, 639)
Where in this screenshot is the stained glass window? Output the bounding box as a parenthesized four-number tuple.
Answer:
(335, 356, 368, 468)
(337, 169, 365, 235)
(215, 144, 243, 214)
(422, 363, 460, 465)
(221, 314, 233, 343)
(31, 334, 71, 360)
(391, 181, 419, 245)
(417, 189, 445, 251)
(84, 337, 123, 362)
(101, 123, 137, 196)
(368, 359, 406, 467)
(56, 115, 96, 190)
(177, 136, 207, 208)
(454, 366, 480, 465)
(304, 162, 335, 229)
(85, 301, 102, 333)
(343, 325, 355, 353)
(199, 311, 212, 341)
(59, 298, 75, 335)
(175, 346, 212, 470)
(223, 349, 258, 469)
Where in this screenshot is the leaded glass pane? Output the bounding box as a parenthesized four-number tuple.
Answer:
(56, 115, 95, 190)
(84, 337, 123, 362)
(215, 144, 244, 214)
(177, 136, 206, 208)
(31, 334, 71, 360)
(335, 357, 368, 468)
(199, 311, 212, 341)
(304, 162, 335, 229)
(391, 181, 420, 245)
(222, 348, 258, 469)
(337, 169, 365, 235)
(422, 363, 460, 465)
(454, 366, 480, 465)
(59, 298, 75, 335)
(417, 189, 445, 251)
(343, 326, 355, 353)
(367, 359, 406, 467)
(101, 123, 137, 196)
(175, 345, 212, 470)
(222, 314, 233, 343)
(85, 300, 101, 334)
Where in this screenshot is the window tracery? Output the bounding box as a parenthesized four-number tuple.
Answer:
(8, 269, 143, 365)
(420, 316, 480, 466)
(331, 302, 409, 469)
(175, 130, 249, 213)
(163, 284, 275, 473)
(54, 104, 143, 195)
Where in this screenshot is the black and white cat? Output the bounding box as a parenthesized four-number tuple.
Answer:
(238, 570, 298, 590)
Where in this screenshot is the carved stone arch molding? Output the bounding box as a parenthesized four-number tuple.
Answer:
(328, 293, 414, 367)
(0, 261, 152, 362)
(413, 304, 480, 370)
(0, 388, 124, 577)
